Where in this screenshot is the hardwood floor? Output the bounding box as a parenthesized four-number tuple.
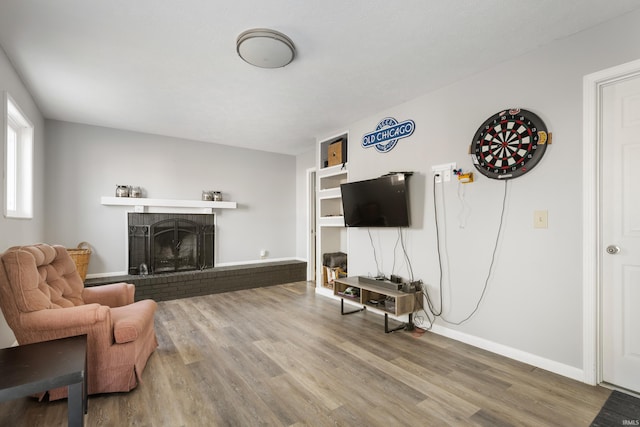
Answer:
(0, 281, 610, 426)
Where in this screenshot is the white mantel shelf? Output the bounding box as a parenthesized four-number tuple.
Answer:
(101, 196, 237, 213)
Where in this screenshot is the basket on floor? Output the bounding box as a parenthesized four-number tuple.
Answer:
(67, 242, 92, 281)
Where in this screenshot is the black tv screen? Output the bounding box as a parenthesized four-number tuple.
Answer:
(340, 174, 410, 227)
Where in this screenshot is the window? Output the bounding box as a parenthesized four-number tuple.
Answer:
(4, 92, 33, 218)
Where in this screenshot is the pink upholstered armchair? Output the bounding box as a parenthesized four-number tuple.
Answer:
(0, 244, 158, 400)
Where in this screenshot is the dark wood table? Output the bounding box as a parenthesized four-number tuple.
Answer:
(0, 335, 87, 427)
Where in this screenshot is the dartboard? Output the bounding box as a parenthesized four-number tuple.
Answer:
(471, 108, 549, 180)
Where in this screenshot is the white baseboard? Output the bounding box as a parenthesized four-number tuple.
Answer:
(429, 324, 585, 382)
(315, 286, 334, 298)
(85, 270, 128, 279)
(318, 282, 583, 380)
(215, 257, 303, 267)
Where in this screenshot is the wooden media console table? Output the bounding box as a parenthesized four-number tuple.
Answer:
(334, 276, 418, 333)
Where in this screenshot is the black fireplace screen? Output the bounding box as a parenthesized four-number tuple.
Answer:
(128, 213, 214, 275)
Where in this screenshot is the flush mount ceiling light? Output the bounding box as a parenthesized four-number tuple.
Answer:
(236, 28, 295, 68)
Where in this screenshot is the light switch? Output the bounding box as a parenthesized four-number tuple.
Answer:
(534, 210, 548, 229)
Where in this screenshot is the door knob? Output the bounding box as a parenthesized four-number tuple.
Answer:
(606, 245, 620, 255)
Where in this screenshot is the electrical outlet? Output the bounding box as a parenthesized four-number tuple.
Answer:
(431, 163, 457, 183)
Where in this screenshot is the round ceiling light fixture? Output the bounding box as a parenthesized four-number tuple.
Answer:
(236, 28, 296, 68)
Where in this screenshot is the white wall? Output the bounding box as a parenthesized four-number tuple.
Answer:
(0, 47, 46, 346)
(44, 120, 297, 274)
(328, 10, 640, 373)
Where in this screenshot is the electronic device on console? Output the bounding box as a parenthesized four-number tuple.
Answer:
(357, 276, 402, 291)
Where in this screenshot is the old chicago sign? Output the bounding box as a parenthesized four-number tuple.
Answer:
(362, 117, 415, 153)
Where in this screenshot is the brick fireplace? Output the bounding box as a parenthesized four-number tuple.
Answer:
(92, 198, 307, 301)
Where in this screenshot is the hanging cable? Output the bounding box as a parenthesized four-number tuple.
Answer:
(412, 287, 434, 330)
(391, 227, 401, 275)
(367, 228, 382, 277)
(457, 180, 471, 229)
(440, 179, 509, 325)
(424, 173, 444, 316)
(398, 227, 414, 281)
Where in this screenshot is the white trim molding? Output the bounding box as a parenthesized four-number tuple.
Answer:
(431, 324, 585, 382)
(582, 58, 640, 386)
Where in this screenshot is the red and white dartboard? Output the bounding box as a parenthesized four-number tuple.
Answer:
(471, 108, 549, 180)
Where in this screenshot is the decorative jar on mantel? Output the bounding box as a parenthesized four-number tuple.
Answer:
(130, 186, 142, 198)
(202, 191, 223, 201)
(116, 185, 130, 197)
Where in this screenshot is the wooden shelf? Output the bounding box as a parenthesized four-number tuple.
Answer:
(318, 187, 342, 200)
(318, 168, 348, 190)
(319, 216, 345, 227)
(101, 196, 237, 213)
(334, 276, 418, 333)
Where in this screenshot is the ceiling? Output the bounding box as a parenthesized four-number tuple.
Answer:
(1, 1, 639, 156)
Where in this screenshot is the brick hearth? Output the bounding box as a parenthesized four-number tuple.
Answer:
(85, 260, 307, 302)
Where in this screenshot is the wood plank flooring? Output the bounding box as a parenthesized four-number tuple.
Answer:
(0, 281, 610, 426)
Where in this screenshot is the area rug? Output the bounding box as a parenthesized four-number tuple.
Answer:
(591, 390, 640, 426)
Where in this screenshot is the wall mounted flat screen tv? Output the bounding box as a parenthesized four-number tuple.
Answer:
(340, 174, 410, 227)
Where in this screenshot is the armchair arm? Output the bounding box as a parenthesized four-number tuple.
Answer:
(20, 303, 110, 331)
(82, 282, 135, 307)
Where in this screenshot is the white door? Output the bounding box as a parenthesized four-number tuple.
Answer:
(601, 75, 640, 393)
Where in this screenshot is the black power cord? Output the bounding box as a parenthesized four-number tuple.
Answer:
(367, 228, 382, 277)
(428, 173, 444, 316)
(398, 227, 414, 282)
(426, 174, 509, 325)
(412, 280, 435, 330)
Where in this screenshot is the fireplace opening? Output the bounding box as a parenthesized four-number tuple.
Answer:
(128, 213, 214, 275)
